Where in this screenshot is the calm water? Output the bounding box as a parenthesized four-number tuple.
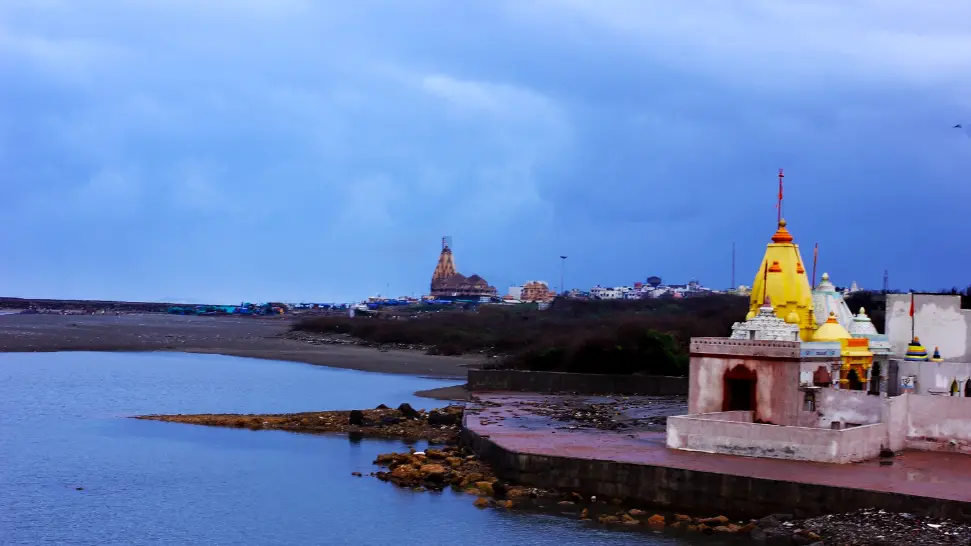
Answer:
(0, 352, 717, 545)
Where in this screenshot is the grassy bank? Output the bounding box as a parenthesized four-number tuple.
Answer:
(293, 295, 748, 376)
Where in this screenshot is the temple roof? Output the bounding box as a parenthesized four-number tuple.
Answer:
(730, 297, 800, 341)
(812, 272, 853, 330)
(812, 312, 852, 342)
(847, 307, 891, 355)
(431, 245, 457, 285)
(748, 219, 816, 341)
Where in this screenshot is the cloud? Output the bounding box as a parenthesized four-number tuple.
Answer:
(0, 0, 970, 301)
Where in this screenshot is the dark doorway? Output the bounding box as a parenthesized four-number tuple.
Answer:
(868, 362, 882, 395)
(848, 369, 864, 391)
(723, 365, 757, 413)
(965, 380, 971, 398)
(950, 379, 959, 396)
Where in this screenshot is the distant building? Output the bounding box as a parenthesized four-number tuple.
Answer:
(520, 281, 555, 303)
(429, 237, 497, 300)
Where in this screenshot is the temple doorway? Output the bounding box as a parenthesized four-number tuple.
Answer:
(847, 369, 864, 391)
(868, 362, 882, 395)
(813, 366, 832, 387)
(950, 379, 959, 396)
(723, 365, 757, 412)
(965, 380, 971, 398)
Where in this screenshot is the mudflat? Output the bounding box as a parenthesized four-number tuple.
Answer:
(0, 313, 481, 378)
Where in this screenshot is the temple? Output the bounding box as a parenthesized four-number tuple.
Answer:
(747, 220, 816, 341)
(666, 175, 971, 463)
(429, 237, 497, 300)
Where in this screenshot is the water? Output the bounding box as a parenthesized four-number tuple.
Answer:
(0, 352, 715, 545)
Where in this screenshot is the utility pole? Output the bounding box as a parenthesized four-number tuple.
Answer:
(731, 242, 735, 289)
(559, 255, 568, 295)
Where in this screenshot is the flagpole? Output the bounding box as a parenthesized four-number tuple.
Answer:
(777, 168, 784, 224)
(911, 292, 916, 340)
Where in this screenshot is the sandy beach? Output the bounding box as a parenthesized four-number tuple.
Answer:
(0, 313, 481, 379)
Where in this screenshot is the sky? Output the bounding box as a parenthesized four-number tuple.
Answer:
(2, 0, 970, 304)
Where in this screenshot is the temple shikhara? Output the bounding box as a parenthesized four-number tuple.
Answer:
(666, 171, 971, 464)
(429, 237, 497, 300)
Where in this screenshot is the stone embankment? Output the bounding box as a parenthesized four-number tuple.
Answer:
(136, 404, 463, 444)
(138, 401, 971, 545)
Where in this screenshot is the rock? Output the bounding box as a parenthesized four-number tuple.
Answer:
(580, 508, 589, 519)
(419, 464, 446, 481)
(445, 456, 463, 467)
(713, 526, 732, 533)
(398, 403, 419, 419)
(424, 448, 446, 459)
(621, 514, 639, 525)
(610, 498, 623, 505)
(500, 500, 514, 509)
(697, 524, 712, 534)
(757, 515, 780, 528)
(686, 525, 699, 533)
(492, 481, 508, 497)
(473, 497, 489, 508)
(348, 410, 365, 426)
(771, 513, 794, 522)
(749, 527, 767, 541)
(557, 500, 575, 506)
(569, 492, 584, 503)
(628, 509, 647, 516)
(598, 515, 620, 524)
(674, 514, 692, 522)
(647, 514, 665, 526)
(375, 404, 389, 409)
(428, 410, 461, 427)
(474, 481, 494, 496)
(701, 515, 730, 525)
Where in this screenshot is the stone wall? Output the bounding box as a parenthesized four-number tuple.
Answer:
(885, 294, 971, 360)
(689, 355, 802, 425)
(466, 370, 688, 396)
(666, 412, 885, 464)
(906, 395, 971, 455)
(891, 358, 971, 396)
(460, 423, 971, 522)
(817, 389, 883, 429)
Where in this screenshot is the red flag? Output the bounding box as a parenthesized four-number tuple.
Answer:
(909, 293, 915, 317)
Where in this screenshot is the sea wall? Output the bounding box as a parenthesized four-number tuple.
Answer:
(460, 423, 971, 521)
(467, 370, 687, 396)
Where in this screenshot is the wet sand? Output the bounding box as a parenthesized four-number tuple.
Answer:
(0, 313, 481, 379)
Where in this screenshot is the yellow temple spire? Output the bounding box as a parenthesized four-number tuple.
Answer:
(748, 217, 817, 341)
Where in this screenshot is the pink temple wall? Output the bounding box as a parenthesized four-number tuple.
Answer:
(689, 355, 803, 426)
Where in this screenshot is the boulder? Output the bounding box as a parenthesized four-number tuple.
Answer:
(419, 464, 447, 481)
(397, 403, 420, 419)
(647, 514, 665, 526)
(621, 514, 639, 525)
(428, 410, 461, 427)
(674, 514, 692, 522)
(628, 509, 647, 516)
(580, 508, 589, 520)
(473, 497, 489, 508)
(701, 516, 730, 525)
(474, 481, 494, 496)
(348, 410, 366, 426)
(597, 515, 620, 524)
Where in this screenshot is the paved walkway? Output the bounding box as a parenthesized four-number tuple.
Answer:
(467, 392, 971, 503)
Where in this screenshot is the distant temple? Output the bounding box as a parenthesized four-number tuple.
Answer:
(429, 237, 497, 300)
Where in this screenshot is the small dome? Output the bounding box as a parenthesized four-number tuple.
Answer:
(812, 311, 851, 341)
(858, 307, 866, 316)
(770, 219, 794, 243)
(821, 272, 830, 281)
(785, 311, 800, 324)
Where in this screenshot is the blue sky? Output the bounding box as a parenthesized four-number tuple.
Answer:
(2, 1, 970, 303)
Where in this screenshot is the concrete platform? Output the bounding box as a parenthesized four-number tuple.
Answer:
(462, 392, 971, 520)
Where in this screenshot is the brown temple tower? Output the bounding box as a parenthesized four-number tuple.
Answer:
(429, 236, 497, 300)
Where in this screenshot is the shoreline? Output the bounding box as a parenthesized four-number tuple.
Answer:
(0, 313, 482, 379)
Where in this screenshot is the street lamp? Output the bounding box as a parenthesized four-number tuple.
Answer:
(559, 255, 568, 295)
